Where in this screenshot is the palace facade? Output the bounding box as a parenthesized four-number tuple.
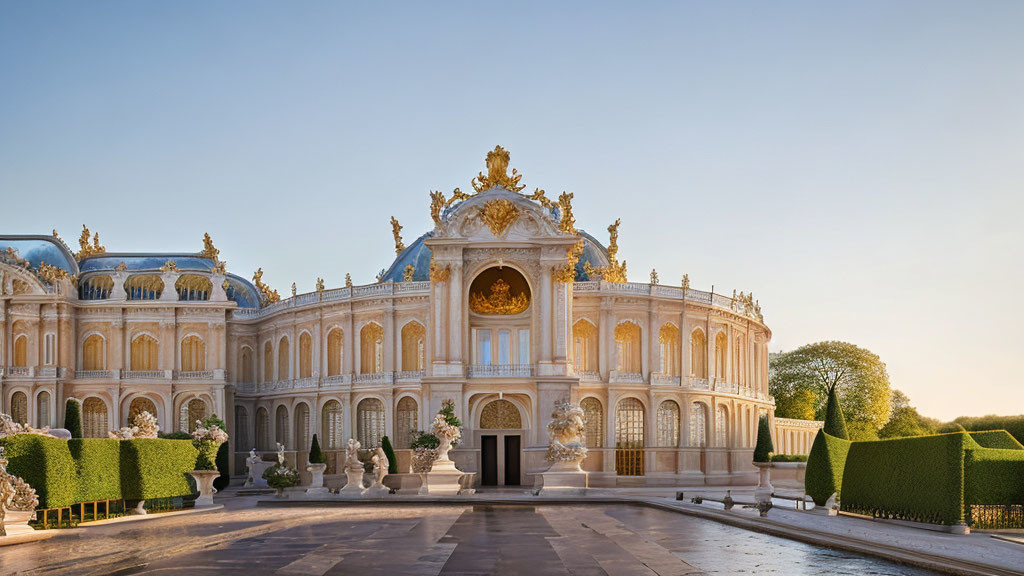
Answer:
(0, 147, 819, 487)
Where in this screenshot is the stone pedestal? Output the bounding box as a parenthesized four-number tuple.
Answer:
(537, 460, 588, 495)
(190, 470, 220, 507)
(2, 510, 35, 537)
(338, 466, 366, 497)
(364, 482, 389, 497)
(422, 458, 465, 496)
(305, 463, 329, 495)
(753, 462, 774, 504)
(245, 459, 273, 488)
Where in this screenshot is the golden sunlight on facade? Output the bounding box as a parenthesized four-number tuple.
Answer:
(0, 147, 819, 487)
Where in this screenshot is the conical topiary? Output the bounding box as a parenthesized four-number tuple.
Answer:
(804, 429, 852, 505)
(381, 436, 398, 474)
(64, 398, 82, 439)
(309, 434, 325, 464)
(753, 415, 775, 463)
(823, 386, 849, 440)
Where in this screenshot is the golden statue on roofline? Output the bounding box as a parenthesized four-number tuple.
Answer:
(75, 225, 106, 261)
(200, 232, 220, 261)
(390, 217, 405, 254)
(472, 145, 525, 193)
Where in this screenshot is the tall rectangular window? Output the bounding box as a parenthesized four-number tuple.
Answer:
(497, 330, 511, 365)
(44, 333, 56, 365)
(476, 329, 491, 365)
(518, 330, 530, 365)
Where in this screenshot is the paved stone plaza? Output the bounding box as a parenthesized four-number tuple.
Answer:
(0, 503, 938, 576)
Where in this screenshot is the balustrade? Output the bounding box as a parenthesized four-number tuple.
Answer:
(175, 370, 214, 380)
(467, 364, 533, 378)
(354, 372, 393, 385)
(76, 369, 114, 380)
(122, 370, 166, 380)
(577, 370, 601, 382)
(395, 370, 425, 381)
(609, 371, 645, 384)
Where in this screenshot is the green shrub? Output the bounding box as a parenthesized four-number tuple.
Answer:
(194, 440, 219, 470)
(804, 430, 850, 505)
(968, 430, 1024, 450)
(64, 399, 82, 439)
(823, 387, 849, 440)
(214, 441, 230, 491)
(309, 434, 325, 465)
(954, 415, 1024, 446)
(262, 465, 299, 490)
(68, 439, 121, 502)
(840, 432, 977, 525)
(964, 448, 1024, 510)
(381, 436, 398, 474)
(120, 439, 198, 501)
(158, 431, 193, 440)
(411, 430, 440, 450)
(753, 415, 774, 463)
(771, 453, 808, 463)
(0, 434, 76, 509)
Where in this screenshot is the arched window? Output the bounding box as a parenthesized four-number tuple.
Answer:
(125, 274, 163, 300)
(10, 392, 28, 424)
(395, 397, 418, 448)
(326, 329, 344, 376)
(299, 332, 313, 379)
(294, 403, 310, 452)
(614, 321, 641, 374)
(360, 323, 384, 374)
(180, 398, 208, 432)
(79, 275, 113, 300)
(175, 274, 212, 301)
(180, 336, 206, 371)
(716, 405, 729, 447)
(277, 337, 290, 381)
(235, 406, 249, 450)
(480, 399, 522, 429)
(658, 324, 680, 377)
(13, 335, 28, 367)
(615, 398, 645, 476)
(275, 405, 289, 448)
(715, 332, 728, 381)
(690, 402, 708, 448)
(321, 400, 344, 449)
(572, 320, 598, 373)
(255, 407, 270, 451)
(36, 391, 50, 427)
(82, 397, 108, 438)
(401, 322, 426, 371)
(356, 398, 385, 448)
(82, 334, 105, 371)
(131, 334, 159, 371)
(240, 347, 253, 382)
(690, 329, 707, 378)
(129, 396, 157, 425)
(581, 397, 604, 448)
(263, 341, 273, 382)
(657, 400, 680, 447)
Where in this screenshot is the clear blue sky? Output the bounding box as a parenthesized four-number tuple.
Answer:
(2, 1, 1021, 420)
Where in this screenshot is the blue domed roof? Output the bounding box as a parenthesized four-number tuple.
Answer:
(79, 253, 218, 272)
(574, 229, 612, 281)
(381, 233, 433, 282)
(225, 273, 260, 308)
(0, 235, 78, 275)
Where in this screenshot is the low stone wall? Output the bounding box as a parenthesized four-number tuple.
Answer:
(770, 462, 807, 492)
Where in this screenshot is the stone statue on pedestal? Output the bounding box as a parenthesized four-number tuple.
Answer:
(365, 447, 390, 497)
(536, 400, 590, 495)
(338, 438, 366, 496)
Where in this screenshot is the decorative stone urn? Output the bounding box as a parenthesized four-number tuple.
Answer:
(191, 470, 220, 507)
(423, 407, 466, 496)
(753, 462, 774, 504)
(305, 462, 329, 495)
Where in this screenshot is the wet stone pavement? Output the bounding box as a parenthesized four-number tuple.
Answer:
(0, 504, 939, 575)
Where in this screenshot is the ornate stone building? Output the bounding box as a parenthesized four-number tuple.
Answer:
(0, 147, 819, 487)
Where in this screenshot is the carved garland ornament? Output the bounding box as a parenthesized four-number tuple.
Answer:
(479, 199, 520, 238)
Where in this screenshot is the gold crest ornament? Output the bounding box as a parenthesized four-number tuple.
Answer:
(469, 279, 530, 315)
(75, 225, 106, 261)
(160, 260, 178, 272)
(553, 239, 584, 283)
(472, 145, 526, 193)
(479, 199, 520, 238)
(429, 259, 450, 283)
(252, 268, 281, 305)
(557, 192, 576, 233)
(583, 218, 627, 283)
(390, 217, 405, 254)
(37, 261, 69, 285)
(199, 233, 220, 261)
(403, 265, 415, 282)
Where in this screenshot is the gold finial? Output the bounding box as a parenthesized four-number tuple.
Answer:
(390, 216, 405, 254)
(650, 269, 659, 284)
(552, 239, 584, 283)
(200, 232, 220, 261)
(681, 274, 689, 291)
(345, 273, 353, 288)
(291, 282, 297, 297)
(582, 219, 626, 283)
(471, 145, 526, 193)
(607, 219, 621, 262)
(479, 199, 520, 237)
(403, 265, 415, 282)
(160, 260, 178, 272)
(316, 277, 325, 292)
(429, 259, 450, 284)
(557, 192, 576, 233)
(429, 190, 446, 227)
(75, 224, 106, 261)
(252, 268, 281, 305)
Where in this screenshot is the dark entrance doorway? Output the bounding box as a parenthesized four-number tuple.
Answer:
(504, 435, 520, 485)
(481, 435, 498, 486)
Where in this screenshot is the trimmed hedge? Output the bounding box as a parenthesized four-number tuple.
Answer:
(753, 416, 774, 463)
(64, 398, 83, 439)
(120, 439, 198, 501)
(840, 432, 978, 525)
(68, 439, 121, 502)
(0, 434, 76, 509)
(771, 453, 808, 463)
(804, 430, 850, 505)
(823, 387, 849, 440)
(381, 436, 398, 474)
(968, 430, 1024, 450)
(964, 448, 1024, 508)
(214, 441, 230, 491)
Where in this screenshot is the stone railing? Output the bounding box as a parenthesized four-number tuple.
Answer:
(36, 366, 68, 378)
(685, 377, 710, 390)
(609, 371, 645, 384)
(294, 376, 318, 389)
(232, 282, 431, 321)
(577, 370, 601, 382)
(123, 370, 166, 380)
(570, 281, 763, 323)
(76, 369, 115, 380)
(354, 372, 394, 385)
(467, 364, 533, 378)
(236, 382, 256, 394)
(175, 370, 214, 379)
(651, 373, 681, 386)
(322, 374, 352, 386)
(4, 366, 32, 377)
(395, 370, 425, 381)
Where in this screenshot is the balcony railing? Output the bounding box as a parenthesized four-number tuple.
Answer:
(294, 377, 318, 389)
(354, 372, 393, 385)
(651, 373, 681, 386)
(322, 374, 351, 386)
(685, 377, 710, 390)
(396, 370, 425, 381)
(75, 369, 114, 379)
(175, 370, 214, 380)
(609, 371, 645, 384)
(5, 366, 32, 377)
(577, 370, 601, 382)
(467, 364, 533, 378)
(236, 382, 256, 394)
(122, 370, 166, 380)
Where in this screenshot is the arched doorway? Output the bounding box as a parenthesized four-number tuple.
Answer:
(478, 398, 524, 487)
